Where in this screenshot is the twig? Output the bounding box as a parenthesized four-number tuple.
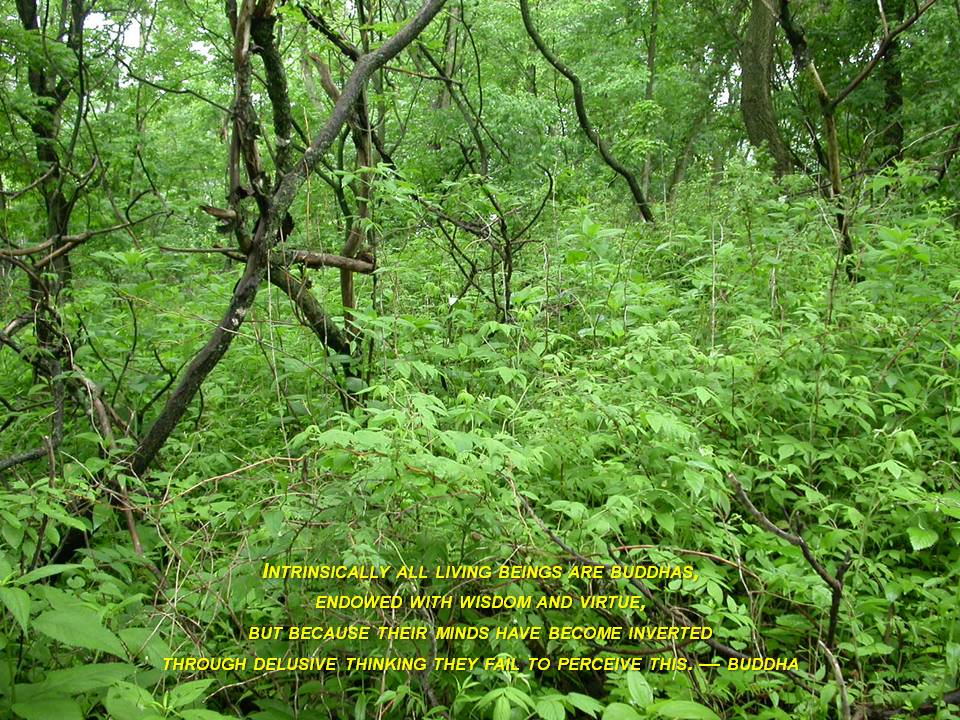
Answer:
(820, 640, 851, 720)
(0, 165, 57, 200)
(116, 56, 231, 112)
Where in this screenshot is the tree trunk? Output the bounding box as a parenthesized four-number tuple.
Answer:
(641, 0, 658, 198)
(741, 0, 793, 177)
(435, 4, 460, 109)
(880, 0, 905, 161)
(131, 0, 449, 475)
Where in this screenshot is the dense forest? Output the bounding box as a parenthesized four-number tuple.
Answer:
(1, 0, 959, 718)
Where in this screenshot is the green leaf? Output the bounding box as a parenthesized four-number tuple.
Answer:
(33, 608, 127, 657)
(706, 581, 723, 606)
(180, 711, 237, 720)
(0, 586, 31, 633)
(503, 686, 535, 710)
(354, 692, 368, 720)
(169, 679, 214, 708)
(493, 696, 511, 720)
(44, 663, 138, 692)
(105, 682, 161, 720)
(907, 526, 938, 551)
(12, 698, 83, 720)
(16, 564, 81, 585)
(603, 703, 642, 720)
(119, 627, 173, 668)
(566, 692, 603, 717)
(626, 671, 653, 706)
(536, 697, 566, 720)
(650, 700, 720, 719)
(692, 386, 714, 405)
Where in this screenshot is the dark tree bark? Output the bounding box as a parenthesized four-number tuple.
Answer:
(267, 262, 352, 359)
(741, 0, 793, 176)
(15, 0, 87, 301)
(879, 0, 906, 162)
(250, 15, 296, 177)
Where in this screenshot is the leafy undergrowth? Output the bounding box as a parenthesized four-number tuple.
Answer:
(2, 167, 959, 718)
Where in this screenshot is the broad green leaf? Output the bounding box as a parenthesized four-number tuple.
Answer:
(119, 627, 173, 668)
(907, 526, 938, 551)
(16, 564, 81, 585)
(536, 697, 566, 720)
(566, 692, 603, 717)
(33, 608, 127, 657)
(706, 581, 723, 606)
(44, 663, 138, 692)
(693, 386, 714, 405)
(503, 686, 535, 709)
(169, 679, 215, 709)
(105, 682, 161, 720)
(651, 700, 721, 719)
(0, 586, 31, 633)
(12, 698, 83, 720)
(603, 703, 642, 720)
(626, 671, 653, 706)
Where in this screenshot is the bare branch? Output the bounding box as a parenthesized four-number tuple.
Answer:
(299, 4, 361, 60)
(728, 472, 852, 649)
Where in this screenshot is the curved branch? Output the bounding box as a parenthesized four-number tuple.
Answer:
(518, 0, 654, 222)
(830, 0, 938, 110)
(299, 4, 360, 60)
(115, 57, 231, 112)
(267, 262, 351, 358)
(257, 0, 448, 252)
(279, 249, 375, 273)
(728, 472, 852, 650)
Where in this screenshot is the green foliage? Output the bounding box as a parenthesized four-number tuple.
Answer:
(2, 0, 960, 717)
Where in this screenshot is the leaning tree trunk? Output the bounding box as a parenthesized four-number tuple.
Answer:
(130, 0, 449, 476)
